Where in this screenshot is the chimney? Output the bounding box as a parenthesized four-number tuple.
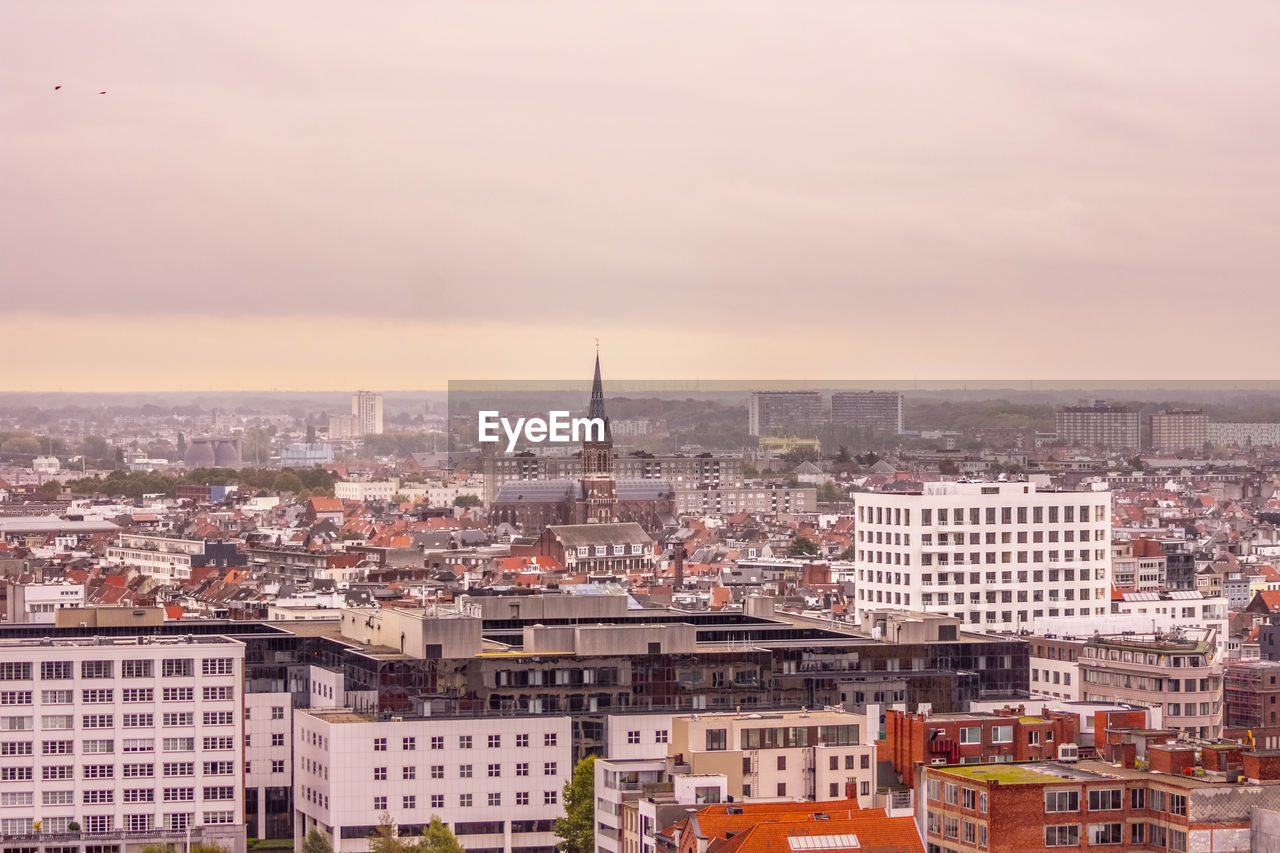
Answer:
(673, 541, 685, 589)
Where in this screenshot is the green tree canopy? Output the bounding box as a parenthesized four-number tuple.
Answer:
(789, 535, 820, 557)
(453, 494, 481, 508)
(302, 827, 334, 853)
(272, 470, 304, 494)
(554, 756, 595, 853)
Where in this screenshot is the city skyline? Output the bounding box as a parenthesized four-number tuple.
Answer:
(3, 1, 1280, 389)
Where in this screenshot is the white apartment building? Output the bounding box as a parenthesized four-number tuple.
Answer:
(293, 710, 572, 853)
(333, 480, 400, 502)
(671, 709, 876, 806)
(853, 482, 1112, 633)
(3, 582, 85, 624)
(596, 713, 679, 853)
(0, 635, 247, 853)
(105, 534, 204, 581)
(351, 391, 384, 436)
(1208, 422, 1280, 447)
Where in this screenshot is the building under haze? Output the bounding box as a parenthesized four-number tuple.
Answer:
(831, 390, 903, 434)
(747, 391, 823, 437)
(351, 391, 383, 436)
(1055, 400, 1140, 450)
(1150, 409, 1208, 452)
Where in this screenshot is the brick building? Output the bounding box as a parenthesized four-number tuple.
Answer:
(882, 707, 1079, 789)
(1223, 659, 1280, 750)
(919, 745, 1280, 853)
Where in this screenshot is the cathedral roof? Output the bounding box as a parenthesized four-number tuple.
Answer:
(493, 480, 584, 503)
(545, 522, 654, 547)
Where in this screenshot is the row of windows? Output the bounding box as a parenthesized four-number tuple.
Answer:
(1, 736, 226, 755)
(9, 659, 237, 681)
(26, 687, 234, 705)
(372, 761, 557, 781)
(369, 791, 558, 810)
(0, 814, 202, 834)
(370, 732, 559, 751)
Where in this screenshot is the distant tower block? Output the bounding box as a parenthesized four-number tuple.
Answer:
(352, 391, 384, 435)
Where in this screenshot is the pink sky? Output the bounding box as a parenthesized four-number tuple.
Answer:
(2, 1, 1279, 389)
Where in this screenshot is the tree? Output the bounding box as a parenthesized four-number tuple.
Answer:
(838, 545, 857, 561)
(369, 813, 405, 853)
(554, 756, 595, 853)
(816, 482, 843, 503)
(417, 817, 463, 853)
(306, 424, 317, 444)
(1, 436, 41, 455)
(272, 470, 304, 494)
(789, 535, 820, 557)
(453, 494, 481, 508)
(302, 827, 334, 853)
(835, 445, 852, 464)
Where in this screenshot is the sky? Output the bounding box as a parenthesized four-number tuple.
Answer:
(2, 1, 1279, 390)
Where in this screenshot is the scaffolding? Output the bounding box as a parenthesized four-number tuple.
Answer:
(1223, 660, 1280, 729)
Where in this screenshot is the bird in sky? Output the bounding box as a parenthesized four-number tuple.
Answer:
(54, 85, 61, 90)
(98, 91, 106, 95)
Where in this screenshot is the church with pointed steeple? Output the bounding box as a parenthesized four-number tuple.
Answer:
(489, 353, 675, 533)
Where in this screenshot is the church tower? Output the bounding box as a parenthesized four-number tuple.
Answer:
(581, 351, 617, 522)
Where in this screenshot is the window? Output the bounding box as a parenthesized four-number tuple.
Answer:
(373, 767, 387, 781)
(272, 759, 285, 773)
(85, 815, 114, 833)
(81, 660, 113, 679)
(1045, 790, 1080, 812)
(373, 737, 387, 751)
(42, 765, 73, 780)
(82, 688, 113, 703)
(1169, 793, 1187, 816)
(163, 737, 194, 752)
(203, 761, 234, 775)
(459, 793, 472, 807)
(991, 725, 1013, 743)
(42, 790, 72, 805)
(959, 726, 981, 744)
(545, 732, 557, 746)
(163, 687, 193, 702)
(459, 764, 472, 778)
(41, 689, 72, 704)
(516, 791, 530, 805)
(489, 792, 502, 806)
(516, 762, 529, 777)
(41, 661, 72, 680)
(403, 795, 416, 809)
(488, 763, 501, 777)
(162, 659, 193, 678)
(122, 659, 153, 678)
(405, 766, 418, 780)
(123, 688, 154, 702)
(123, 763, 154, 777)
(962, 788, 976, 810)
(1088, 789, 1122, 811)
(431, 736, 444, 750)
(84, 789, 116, 804)
(272, 733, 285, 747)
(43, 739, 73, 754)
(84, 764, 114, 779)
(203, 686, 233, 701)
(627, 730, 641, 744)
(163, 762, 194, 776)
(1, 741, 32, 755)
(944, 783, 958, 805)
(202, 658, 234, 676)
(202, 711, 234, 726)
(1046, 825, 1080, 847)
(0, 691, 32, 705)
(545, 790, 558, 805)
(459, 735, 472, 749)
(124, 788, 155, 803)
(656, 729, 669, 743)
(204, 811, 235, 825)
(0, 767, 31, 781)
(489, 734, 502, 748)
(373, 796, 387, 810)
(0, 791, 31, 806)
(403, 736, 416, 750)
(123, 713, 154, 728)
(706, 729, 727, 751)
(1089, 823, 1123, 845)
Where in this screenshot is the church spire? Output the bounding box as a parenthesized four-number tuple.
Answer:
(589, 350, 611, 441)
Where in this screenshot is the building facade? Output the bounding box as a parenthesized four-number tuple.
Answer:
(1079, 630, 1222, 739)
(748, 392, 823, 438)
(1055, 402, 1141, 450)
(0, 635, 248, 853)
(830, 391, 903, 434)
(853, 482, 1113, 632)
(1149, 410, 1208, 453)
(293, 710, 572, 853)
(351, 391, 384, 436)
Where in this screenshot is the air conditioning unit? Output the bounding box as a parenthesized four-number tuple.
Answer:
(930, 758, 947, 766)
(1058, 743, 1079, 763)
